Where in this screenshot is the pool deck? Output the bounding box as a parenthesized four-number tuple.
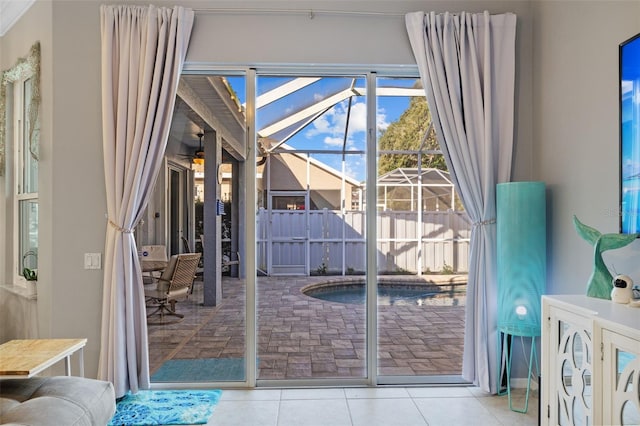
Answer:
(147, 275, 467, 382)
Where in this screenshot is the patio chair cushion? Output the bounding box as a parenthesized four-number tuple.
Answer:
(153, 255, 179, 294)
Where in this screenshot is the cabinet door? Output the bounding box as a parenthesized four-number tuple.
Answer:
(602, 329, 640, 425)
(547, 306, 594, 425)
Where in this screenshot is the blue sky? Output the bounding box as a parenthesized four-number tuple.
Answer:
(226, 76, 416, 181)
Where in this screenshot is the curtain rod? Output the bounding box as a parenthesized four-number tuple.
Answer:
(192, 8, 406, 19)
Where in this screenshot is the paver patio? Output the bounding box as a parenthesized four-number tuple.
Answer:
(147, 275, 466, 382)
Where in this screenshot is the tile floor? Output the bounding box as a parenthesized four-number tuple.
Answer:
(205, 386, 539, 426)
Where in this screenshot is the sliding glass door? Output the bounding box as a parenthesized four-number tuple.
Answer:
(375, 77, 468, 383)
(147, 72, 249, 384)
(255, 75, 368, 382)
(149, 68, 469, 387)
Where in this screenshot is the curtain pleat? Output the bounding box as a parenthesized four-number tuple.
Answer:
(405, 10, 516, 393)
(98, 4, 194, 398)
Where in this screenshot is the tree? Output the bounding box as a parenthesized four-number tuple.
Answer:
(377, 94, 447, 176)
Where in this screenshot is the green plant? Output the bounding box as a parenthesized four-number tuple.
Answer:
(23, 268, 37, 281)
(441, 263, 454, 274)
(316, 263, 328, 275)
(22, 250, 38, 281)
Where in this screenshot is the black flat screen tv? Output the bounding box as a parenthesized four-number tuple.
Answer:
(620, 32, 640, 234)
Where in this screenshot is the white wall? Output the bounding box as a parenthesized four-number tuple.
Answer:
(0, 0, 54, 346)
(533, 0, 640, 295)
(1, 0, 106, 374)
(185, 1, 526, 65)
(0, 0, 535, 379)
(11, 0, 636, 380)
(47, 0, 106, 375)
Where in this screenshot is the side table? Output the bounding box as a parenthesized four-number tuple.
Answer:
(0, 338, 87, 378)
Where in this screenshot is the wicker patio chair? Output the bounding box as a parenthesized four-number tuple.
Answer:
(181, 236, 204, 294)
(144, 252, 201, 324)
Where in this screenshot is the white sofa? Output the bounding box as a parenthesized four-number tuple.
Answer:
(0, 376, 115, 425)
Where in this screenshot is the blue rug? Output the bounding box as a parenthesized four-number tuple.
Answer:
(108, 389, 222, 425)
(152, 358, 245, 382)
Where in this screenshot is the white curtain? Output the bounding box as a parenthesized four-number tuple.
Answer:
(99, 5, 194, 398)
(405, 11, 516, 393)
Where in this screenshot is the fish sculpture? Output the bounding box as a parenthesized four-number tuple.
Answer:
(573, 215, 638, 299)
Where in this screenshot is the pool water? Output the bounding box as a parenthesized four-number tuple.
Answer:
(304, 283, 466, 306)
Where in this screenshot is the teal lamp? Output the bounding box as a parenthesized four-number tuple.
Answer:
(496, 181, 546, 413)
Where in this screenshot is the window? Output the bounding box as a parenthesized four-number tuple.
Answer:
(12, 76, 39, 283)
(1, 43, 40, 284)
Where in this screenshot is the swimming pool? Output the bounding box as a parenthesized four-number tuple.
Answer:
(302, 280, 466, 306)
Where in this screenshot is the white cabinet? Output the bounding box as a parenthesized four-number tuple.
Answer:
(541, 295, 640, 425)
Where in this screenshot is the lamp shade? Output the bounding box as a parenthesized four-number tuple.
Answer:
(496, 181, 546, 337)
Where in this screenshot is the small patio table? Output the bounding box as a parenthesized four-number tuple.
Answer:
(141, 260, 168, 273)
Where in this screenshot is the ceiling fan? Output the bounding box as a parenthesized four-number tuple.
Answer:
(184, 132, 205, 165)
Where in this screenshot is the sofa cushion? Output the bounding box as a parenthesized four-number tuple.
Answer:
(0, 376, 115, 426)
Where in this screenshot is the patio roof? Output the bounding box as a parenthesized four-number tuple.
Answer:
(378, 168, 453, 187)
(170, 75, 430, 172)
(255, 77, 425, 145)
(171, 75, 459, 211)
(375, 168, 457, 211)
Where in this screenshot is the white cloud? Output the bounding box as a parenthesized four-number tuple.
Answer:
(346, 102, 367, 133)
(324, 136, 344, 146)
(377, 108, 389, 132)
(345, 158, 364, 180)
(302, 98, 391, 150)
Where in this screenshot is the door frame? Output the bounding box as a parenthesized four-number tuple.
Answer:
(177, 65, 466, 389)
(166, 163, 190, 255)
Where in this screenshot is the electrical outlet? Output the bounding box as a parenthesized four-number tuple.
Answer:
(84, 253, 101, 270)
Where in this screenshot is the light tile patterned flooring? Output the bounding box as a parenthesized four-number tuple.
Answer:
(204, 386, 539, 426)
(149, 276, 540, 425)
(147, 275, 466, 380)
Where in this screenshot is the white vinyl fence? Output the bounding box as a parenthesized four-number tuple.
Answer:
(257, 208, 471, 276)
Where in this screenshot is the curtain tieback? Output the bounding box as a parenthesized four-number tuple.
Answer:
(107, 218, 135, 234)
(473, 218, 496, 228)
